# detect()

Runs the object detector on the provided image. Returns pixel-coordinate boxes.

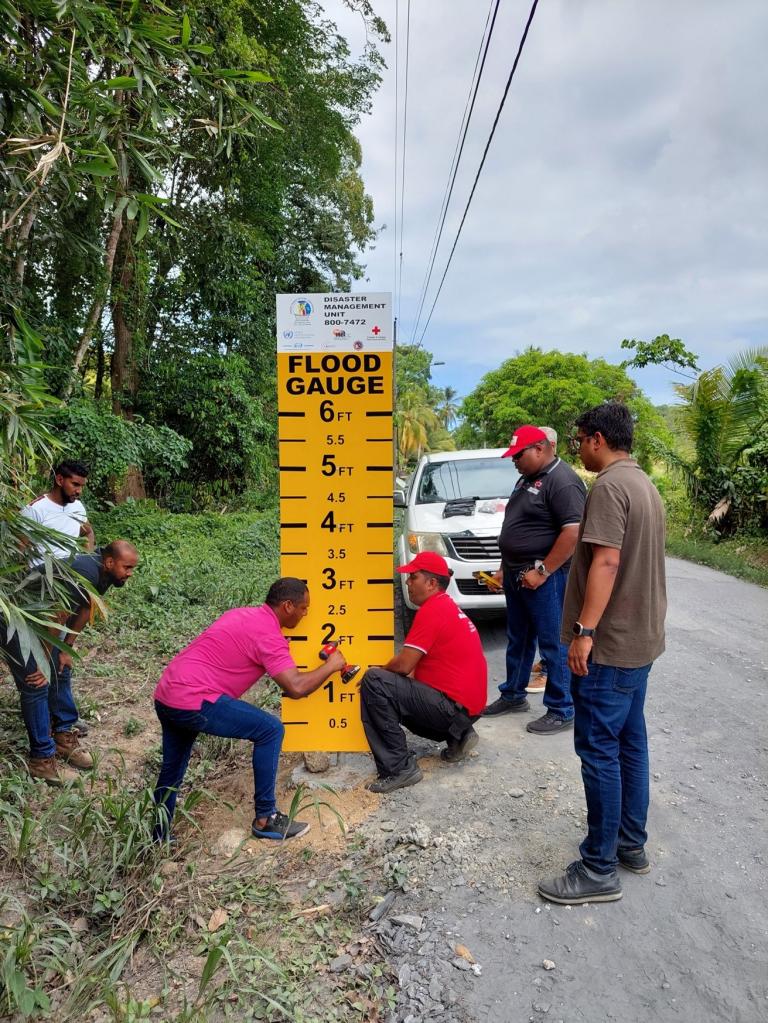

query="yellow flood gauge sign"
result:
[276,292,394,751]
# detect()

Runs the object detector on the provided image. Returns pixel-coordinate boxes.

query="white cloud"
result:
[321,0,768,402]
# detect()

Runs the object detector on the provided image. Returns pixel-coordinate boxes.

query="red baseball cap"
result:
[501,425,548,458]
[397,552,451,577]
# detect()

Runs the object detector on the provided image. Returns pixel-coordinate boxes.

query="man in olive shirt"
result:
[539,403,667,906]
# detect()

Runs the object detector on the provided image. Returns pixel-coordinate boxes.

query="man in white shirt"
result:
[21,459,95,564]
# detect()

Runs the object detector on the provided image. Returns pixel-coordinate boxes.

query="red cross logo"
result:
[371,325,381,335]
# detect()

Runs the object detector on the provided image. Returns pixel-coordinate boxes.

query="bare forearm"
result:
[579,558,619,628]
[543,526,579,573]
[277,662,338,700]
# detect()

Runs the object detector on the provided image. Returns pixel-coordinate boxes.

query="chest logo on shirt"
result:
[534,479,542,488]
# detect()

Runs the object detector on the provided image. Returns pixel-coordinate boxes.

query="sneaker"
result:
[532,660,544,674]
[526,711,574,735]
[526,674,546,694]
[441,727,479,763]
[538,860,623,905]
[367,757,423,793]
[481,697,529,717]
[618,847,650,874]
[251,811,311,841]
[28,755,79,786]
[54,730,94,769]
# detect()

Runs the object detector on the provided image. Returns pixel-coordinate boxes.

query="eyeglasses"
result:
[511,444,536,461]
[569,434,591,454]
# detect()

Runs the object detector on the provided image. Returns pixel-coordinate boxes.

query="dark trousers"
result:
[498,565,573,719]
[572,661,652,873]
[1,622,78,758]
[153,696,284,838]
[360,667,476,777]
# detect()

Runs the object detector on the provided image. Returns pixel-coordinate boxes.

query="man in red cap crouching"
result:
[359,552,488,793]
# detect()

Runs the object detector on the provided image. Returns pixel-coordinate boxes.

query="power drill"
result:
[319,642,361,684]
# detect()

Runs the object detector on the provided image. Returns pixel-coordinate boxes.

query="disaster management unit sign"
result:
[276,293,394,752]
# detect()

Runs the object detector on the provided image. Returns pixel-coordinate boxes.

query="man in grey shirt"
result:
[539,402,667,905]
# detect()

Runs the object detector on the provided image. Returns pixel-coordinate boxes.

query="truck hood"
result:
[407,499,508,535]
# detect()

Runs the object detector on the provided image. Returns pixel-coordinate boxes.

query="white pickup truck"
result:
[394,448,520,618]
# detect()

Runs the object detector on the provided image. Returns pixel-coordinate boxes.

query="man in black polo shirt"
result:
[1,541,139,784]
[483,426,586,734]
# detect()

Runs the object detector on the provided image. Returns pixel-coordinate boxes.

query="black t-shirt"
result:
[63,552,113,614]
[499,459,586,572]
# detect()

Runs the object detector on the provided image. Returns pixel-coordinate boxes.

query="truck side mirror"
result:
[393,490,406,508]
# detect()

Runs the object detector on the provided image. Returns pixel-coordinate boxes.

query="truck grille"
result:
[455,578,500,596]
[448,534,500,561]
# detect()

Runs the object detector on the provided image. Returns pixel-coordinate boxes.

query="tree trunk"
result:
[64,207,123,399]
[12,205,37,297]
[110,216,141,418]
[95,332,105,399]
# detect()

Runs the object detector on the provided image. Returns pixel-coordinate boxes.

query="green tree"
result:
[457,347,666,467]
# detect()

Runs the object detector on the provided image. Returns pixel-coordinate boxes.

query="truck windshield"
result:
[416,458,519,504]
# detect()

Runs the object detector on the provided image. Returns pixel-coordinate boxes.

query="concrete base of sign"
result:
[291,752,375,791]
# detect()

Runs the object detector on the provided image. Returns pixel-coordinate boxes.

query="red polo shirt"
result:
[403,592,487,716]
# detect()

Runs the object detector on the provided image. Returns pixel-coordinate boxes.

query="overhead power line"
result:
[415,0,540,351]
[409,0,500,345]
[397,0,412,327]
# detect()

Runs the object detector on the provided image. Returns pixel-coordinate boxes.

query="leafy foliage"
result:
[456,346,667,467]
[621,334,700,377]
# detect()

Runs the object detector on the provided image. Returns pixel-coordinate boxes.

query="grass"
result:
[666,523,768,587]
[0,501,391,1022]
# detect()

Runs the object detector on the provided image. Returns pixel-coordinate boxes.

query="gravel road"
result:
[362,557,768,1023]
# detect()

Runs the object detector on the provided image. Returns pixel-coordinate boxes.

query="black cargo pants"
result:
[360,666,476,777]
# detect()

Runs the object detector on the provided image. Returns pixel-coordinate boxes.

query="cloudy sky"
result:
[320,0,768,405]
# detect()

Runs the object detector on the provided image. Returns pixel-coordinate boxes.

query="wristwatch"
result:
[534,560,550,578]
[573,622,595,637]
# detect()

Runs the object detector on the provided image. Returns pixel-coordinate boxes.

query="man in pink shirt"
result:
[152,577,344,842]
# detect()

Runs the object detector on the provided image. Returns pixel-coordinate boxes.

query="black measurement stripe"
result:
[367,522,393,528]
[368,578,394,584]
[367,551,392,555]
[367,608,395,612]
[289,635,308,642]
[278,411,305,418]
[281,523,307,529]
[283,721,309,726]
[367,438,392,442]
[366,411,392,417]
[281,495,307,500]
[282,551,307,555]
[279,466,306,472]
[296,664,308,670]
[368,634,395,641]
[280,438,305,443]
[366,465,393,472]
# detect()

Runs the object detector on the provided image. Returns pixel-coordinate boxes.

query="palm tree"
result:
[669,346,768,530]
[436,386,461,430]
[395,389,441,468]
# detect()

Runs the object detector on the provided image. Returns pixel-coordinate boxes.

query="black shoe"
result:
[526,711,574,735]
[441,727,479,763]
[251,811,310,841]
[367,757,423,793]
[538,860,623,905]
[618,846,650,874]
[482,697,529,717]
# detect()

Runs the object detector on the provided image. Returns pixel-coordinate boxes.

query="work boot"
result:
[441,727,479,762]
[74,718,90,736]
[54,730,94,770]
[367,756,423,793]
[526,711,574,735]
[618,846,651,874]
[28,756,79,786]
[538,860,623,905]
[482,697,529,717]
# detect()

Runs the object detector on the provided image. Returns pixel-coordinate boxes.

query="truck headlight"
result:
[407,532,449,556]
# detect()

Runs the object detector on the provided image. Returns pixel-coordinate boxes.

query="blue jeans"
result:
[1,623,78,758]
[572,661,652,874]
[153,696,285,838]
[498,566,573,719]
